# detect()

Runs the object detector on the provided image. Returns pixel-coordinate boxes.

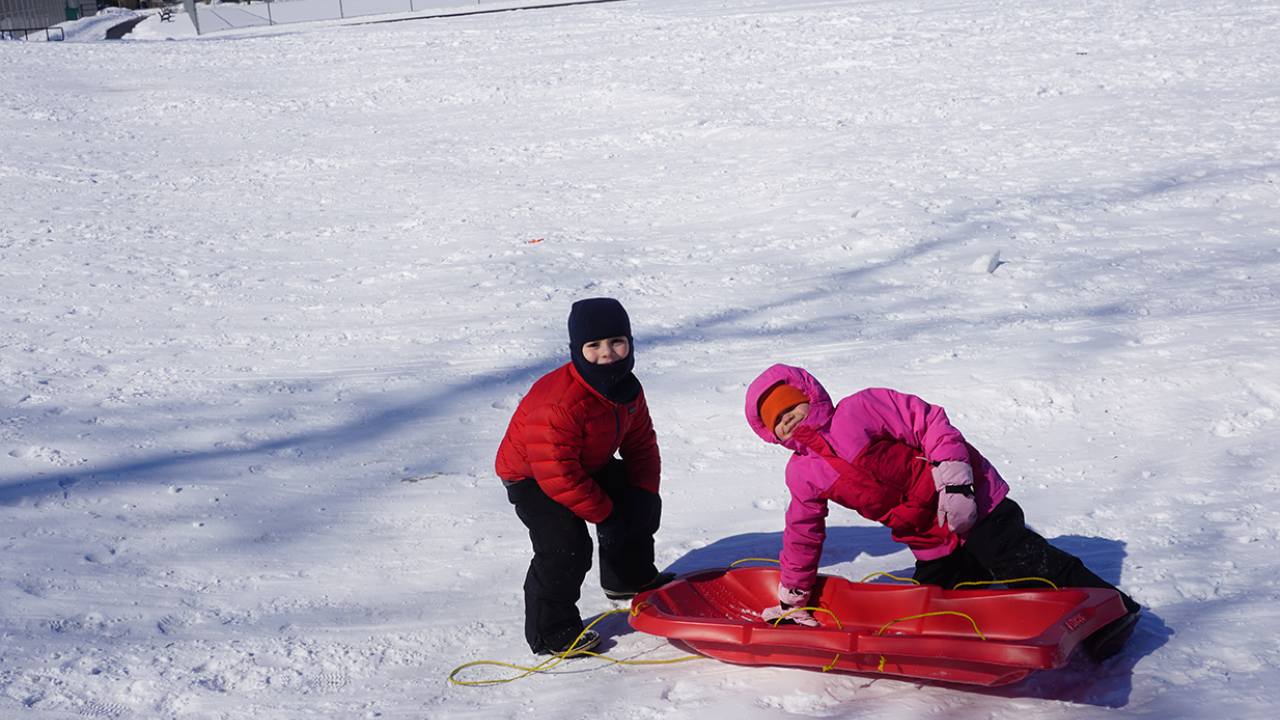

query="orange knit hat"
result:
[758,383,810,433]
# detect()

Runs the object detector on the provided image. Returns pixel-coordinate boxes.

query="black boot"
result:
[604,570,676,601]
[1083,605,1141,662]
[535,629,602,658]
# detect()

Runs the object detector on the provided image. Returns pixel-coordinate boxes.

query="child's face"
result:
[773,403,811,441]
[581,336,630,365]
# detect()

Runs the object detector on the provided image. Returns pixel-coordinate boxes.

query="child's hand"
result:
[932,461,977,533]
[597,507,628,543]
[762,584,821,626]
[762,605,821,626]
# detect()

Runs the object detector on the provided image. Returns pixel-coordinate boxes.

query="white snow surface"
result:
[4,0,1280,717]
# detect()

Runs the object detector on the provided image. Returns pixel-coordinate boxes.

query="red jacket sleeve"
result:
[618,391,661,494]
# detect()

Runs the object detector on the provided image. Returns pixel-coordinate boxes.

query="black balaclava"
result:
[567,298,640,403]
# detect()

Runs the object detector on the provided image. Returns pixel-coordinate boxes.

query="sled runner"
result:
[629,566,1127,686]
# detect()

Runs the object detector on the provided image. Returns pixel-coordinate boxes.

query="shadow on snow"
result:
[594,526,1165,709]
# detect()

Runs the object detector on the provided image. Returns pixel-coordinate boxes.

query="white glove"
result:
[761,584,821,627]
[932,460,977,534]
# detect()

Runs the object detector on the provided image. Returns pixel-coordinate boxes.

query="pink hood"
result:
[745,364,835,450]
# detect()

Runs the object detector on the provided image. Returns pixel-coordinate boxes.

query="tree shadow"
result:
[0,357,563,508]
[0,185,1217,508]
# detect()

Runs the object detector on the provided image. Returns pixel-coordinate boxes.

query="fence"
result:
[2,0,70,31]
[187,0,625,35]
[1,24,63,38]
[189,0,503,34]
[2,0,97,39]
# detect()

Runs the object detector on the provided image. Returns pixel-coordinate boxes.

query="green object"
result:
[65,7,80,21]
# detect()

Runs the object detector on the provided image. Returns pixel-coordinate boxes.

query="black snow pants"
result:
[505,459,662,653]
[913,498,1140,614]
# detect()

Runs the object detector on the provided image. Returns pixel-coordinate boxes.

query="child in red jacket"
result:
[496,298,673,656]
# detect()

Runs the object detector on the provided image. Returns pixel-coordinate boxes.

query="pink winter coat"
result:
[745,364,1009,592]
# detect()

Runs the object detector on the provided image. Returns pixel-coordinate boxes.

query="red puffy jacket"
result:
[495,363,661,523]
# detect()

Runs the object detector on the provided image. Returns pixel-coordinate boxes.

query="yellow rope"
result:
[767,606,845,671]
[448,607,704,686]
[766,605,840,630]
[953,576,1058,590]
[450,562,1048,684]
[859,571,920,585]
[876,611,986,641]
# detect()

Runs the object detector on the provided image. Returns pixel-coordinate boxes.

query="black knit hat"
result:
[567,298,639,403]
[568,297,632,348]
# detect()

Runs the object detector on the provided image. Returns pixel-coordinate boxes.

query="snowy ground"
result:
[3,0,1280,717]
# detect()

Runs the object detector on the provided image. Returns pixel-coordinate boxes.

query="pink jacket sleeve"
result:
[779,463,830,592]
[846,388,971,464]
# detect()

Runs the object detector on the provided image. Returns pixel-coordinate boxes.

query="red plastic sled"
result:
[629,566,1126,686]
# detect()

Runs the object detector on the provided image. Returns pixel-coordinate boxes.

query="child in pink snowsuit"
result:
[745,364,1141,662]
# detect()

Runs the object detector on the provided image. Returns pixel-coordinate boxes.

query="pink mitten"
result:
[932,460,977,534]
[761,584,820,627]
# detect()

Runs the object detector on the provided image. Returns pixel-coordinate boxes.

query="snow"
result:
[3,0,1280,717]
